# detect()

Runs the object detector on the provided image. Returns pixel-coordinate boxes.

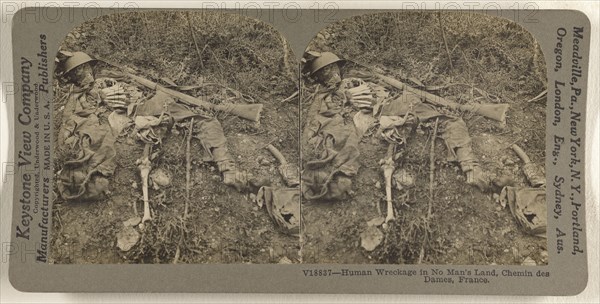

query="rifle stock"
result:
[464,103,509,123]
[374,73,509,123]
[213,103,263,122]
[126,73,263,122]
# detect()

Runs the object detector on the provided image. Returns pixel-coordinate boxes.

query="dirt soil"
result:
[301,12,548,265]
[50,11,299,264]
[50,11,549,266]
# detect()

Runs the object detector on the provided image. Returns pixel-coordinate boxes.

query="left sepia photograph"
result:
[51,11,300,264]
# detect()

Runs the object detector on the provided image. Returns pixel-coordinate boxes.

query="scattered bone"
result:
[512,144,545,187]
[116,226,140,251]
[138,143,153,229]
[266,144,299,187]
[123,216,141,227]
[380,144,396,224]
[367,217,385,227]
[360,226,384,251]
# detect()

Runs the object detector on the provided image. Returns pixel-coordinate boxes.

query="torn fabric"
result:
[257,186,300,236]
[57,114,117,200]
[302,91,361,200]
[500,186,547,238]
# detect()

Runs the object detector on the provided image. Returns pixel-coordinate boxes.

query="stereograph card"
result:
[2,2,595,296]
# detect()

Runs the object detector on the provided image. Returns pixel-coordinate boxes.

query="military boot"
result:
[222,169,249,192]
[221,167,271,192]
[465,165,490,192]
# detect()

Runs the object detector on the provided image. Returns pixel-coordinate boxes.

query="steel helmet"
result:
[63,51,96,74]
[308,52,343,74]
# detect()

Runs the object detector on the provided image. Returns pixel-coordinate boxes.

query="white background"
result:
[1,1,598,303]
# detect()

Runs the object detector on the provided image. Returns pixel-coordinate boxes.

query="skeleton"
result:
[62,51,254,203]
[378,109,413,225]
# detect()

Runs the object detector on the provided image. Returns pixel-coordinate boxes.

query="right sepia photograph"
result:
[300,12,547,265]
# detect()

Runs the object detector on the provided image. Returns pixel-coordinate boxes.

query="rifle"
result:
[349,60,509,123]
[98,57,263,122]
[127,73,263,122]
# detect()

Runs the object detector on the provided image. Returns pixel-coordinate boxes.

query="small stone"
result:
[360,226,384,251]
[278,257,293,264]
[116,226,140,252]
[504,248,510,253]
[522,256,537,266]
[375,181,381,189]
[249,193,256,203]
[150,168,171,187]
[495,206,502,211]
[504,159,515,166]
[131,181,138,189]
[393,169,415,190]
[214,207,220,212]
[252,206,258,211]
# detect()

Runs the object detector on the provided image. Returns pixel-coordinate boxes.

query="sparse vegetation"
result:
[51,11,299,264]
[302,12,547,265]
